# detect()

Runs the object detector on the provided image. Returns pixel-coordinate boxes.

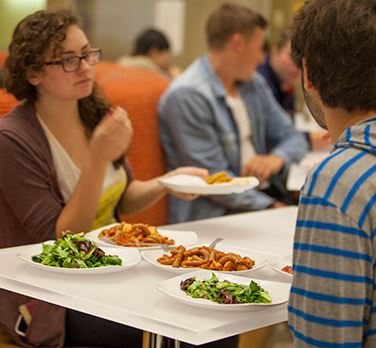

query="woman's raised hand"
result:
[89,107,133,165]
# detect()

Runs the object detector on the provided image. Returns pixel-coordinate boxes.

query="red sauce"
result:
[281,265,292,274]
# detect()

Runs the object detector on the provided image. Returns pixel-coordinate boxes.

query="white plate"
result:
[142,243,269,274]
[156,270,290,311]
[270,256,293,279]
[17,242,141,274]
[158,174,259,195]
[85,224,198,250]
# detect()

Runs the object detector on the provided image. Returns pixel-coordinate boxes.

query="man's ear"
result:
[302,59,313,90]
[26,70,41,86]
[229,33,245,51]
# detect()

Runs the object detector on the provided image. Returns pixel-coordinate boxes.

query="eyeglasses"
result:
[44,49,102,72]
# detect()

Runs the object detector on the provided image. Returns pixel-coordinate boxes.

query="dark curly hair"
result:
[291,0,376,112]
[4,10,123,167]
[5,9,78,102]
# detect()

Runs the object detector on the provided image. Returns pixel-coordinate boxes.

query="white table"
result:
[0,207,298,345]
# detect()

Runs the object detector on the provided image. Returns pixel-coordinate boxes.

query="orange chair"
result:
[0,51,7,67]
[94,62,170,226]
[0,90,19,117]
[0,51,20,117]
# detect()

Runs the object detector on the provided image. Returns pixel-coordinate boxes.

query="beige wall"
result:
[92,0,154,60]
[73,0,271,67]
[71,0,155,61]
[1,0,300,70]
[0,0,46,50]
[269,0,296,45]
[85,0,296,64]
[0,0,74,51]
[47,0,71,9]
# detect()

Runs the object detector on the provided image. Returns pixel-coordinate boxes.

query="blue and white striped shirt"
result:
[289,117,376,347]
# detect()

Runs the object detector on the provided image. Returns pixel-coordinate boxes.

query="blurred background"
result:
[0,0,303,69]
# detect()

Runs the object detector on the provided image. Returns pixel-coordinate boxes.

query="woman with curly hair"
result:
[0,9,206,347]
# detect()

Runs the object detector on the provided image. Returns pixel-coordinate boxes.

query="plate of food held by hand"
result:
[158,171,259,195]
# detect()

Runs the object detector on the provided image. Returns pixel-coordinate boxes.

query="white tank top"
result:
[38,115,127,229]
[226,93,256,167]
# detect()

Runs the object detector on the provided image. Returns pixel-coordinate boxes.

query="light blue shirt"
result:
[159,55,308,223]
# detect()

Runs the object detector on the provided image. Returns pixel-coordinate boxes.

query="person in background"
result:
[117,28,180,80]
[258,30,330,151]
[159,3,308,224]
[258,30,299,117]
[288,0,376,346]
[0,9,207,347]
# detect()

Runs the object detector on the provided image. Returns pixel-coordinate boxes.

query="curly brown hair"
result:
[5,9,78,101]
[4,10,123,167]
[291,0,376,112]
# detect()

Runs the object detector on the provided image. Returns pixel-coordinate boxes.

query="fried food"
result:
[205,171,232,184]
[157,245,255,271]
[98,222,175,247]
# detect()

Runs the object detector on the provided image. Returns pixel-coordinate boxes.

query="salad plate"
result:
[141,243,269,275]
[86,224,197,250]
[18,241,141,274]
[158,174,259,195]
[156,270,290,311]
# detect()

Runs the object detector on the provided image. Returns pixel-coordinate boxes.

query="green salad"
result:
[180,273,271,304]
[32,232,122,268]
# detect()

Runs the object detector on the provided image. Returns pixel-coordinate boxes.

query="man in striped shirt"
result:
[288,0,376,347]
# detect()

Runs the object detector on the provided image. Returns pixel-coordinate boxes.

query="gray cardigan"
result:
[0,101,131,347]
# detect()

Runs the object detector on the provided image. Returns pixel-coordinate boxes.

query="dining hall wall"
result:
[0,0,301,68]
[70,0,272,68]
[169,0,272,68]
[0,0,74,52]
[0,0,46,51]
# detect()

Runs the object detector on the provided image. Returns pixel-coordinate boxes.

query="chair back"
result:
[0,51,7,67]
[0,90,19,117]
[0,52,20,117]
[94,61,170,226]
